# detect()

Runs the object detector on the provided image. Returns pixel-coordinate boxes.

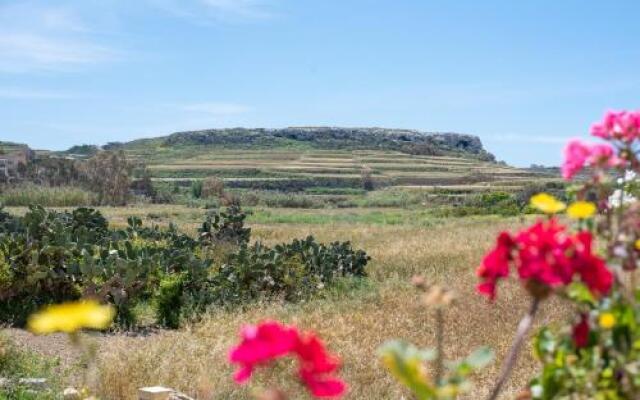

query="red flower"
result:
[296,334,347,397]
[514,219,575,288]
[572,314,590,349]
[476,219,613,300]
[572,232,613,296]
[229,321,346,398]
[476,232,513,300]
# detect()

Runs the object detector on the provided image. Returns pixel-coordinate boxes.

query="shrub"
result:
[201,177,225,198]
[191,180,203,198]
[155,273,186,329]
[361,167,375,191]
[198,204,251,246]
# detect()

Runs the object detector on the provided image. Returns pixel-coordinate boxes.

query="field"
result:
[3,205,567,399]
[139,148,554,194]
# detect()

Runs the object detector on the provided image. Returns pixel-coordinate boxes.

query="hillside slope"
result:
[75,127,556,193]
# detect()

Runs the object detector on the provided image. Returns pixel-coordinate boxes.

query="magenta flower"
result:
[591,110,640,142]
[561,139,622,180]
[229,320,347,398]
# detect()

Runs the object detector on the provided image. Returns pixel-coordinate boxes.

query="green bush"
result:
[0,204,369,329]
[191,180,203,198]
[155,273,185,328]
[433,191,522,217]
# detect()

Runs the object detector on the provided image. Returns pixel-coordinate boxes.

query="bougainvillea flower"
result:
[567,201,596,219]
[476,219,613,300]
[530,193,566,214]
[591,110,640,142]
[229,320,346,398]
[572,314,590,349]
[562,140,591,180]
[561,139,622,180]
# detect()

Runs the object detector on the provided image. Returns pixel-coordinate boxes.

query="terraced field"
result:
[140,149,557,193]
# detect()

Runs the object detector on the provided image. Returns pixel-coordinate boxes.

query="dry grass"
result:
[85,216,568,399]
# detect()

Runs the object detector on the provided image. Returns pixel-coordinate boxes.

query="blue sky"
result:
[1,0,639,166]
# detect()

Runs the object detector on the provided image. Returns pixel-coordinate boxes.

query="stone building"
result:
[0,147,34,178]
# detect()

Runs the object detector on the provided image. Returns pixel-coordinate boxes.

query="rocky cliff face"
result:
[160,127,494,160]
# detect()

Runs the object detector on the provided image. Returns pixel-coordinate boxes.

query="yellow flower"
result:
[635,239,640,251]
[599,312,616,330]
[567,201,597,219]
[27,300,115,334]
[530,193,566,214]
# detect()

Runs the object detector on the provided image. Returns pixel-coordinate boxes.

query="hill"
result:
[89,128,554,194]
[114,127,496,161]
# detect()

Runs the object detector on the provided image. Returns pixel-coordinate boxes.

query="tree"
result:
[82,151,133,206]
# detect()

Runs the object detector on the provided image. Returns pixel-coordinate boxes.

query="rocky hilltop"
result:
[153,127,494,161]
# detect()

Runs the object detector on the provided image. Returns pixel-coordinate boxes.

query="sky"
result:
[1,0,639,166]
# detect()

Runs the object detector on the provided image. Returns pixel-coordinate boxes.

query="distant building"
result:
[0,147,34,178]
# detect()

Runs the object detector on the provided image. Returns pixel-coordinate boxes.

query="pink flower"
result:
[591,110,640,142]
[229,320,347,398]
[229,321,300,383]
[562,140,591,180]
[561,139,622,180]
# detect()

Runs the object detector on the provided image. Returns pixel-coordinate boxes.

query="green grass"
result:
[0,334,63,399]
[247,207,439,225]
[0,185,95,207]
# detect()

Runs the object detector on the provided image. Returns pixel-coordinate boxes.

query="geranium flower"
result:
[476,232,513,300]
[477,219,613,300]
[27,300,115,334]
[567,201,596,219]
[229,320,346,398]
[530,193,566,214]
[572,314,590,349]
[228,320,300,383]
[296,334,346,397]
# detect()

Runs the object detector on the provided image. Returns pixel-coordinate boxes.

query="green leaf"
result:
[566,282,596,306]
[464,346,494,369]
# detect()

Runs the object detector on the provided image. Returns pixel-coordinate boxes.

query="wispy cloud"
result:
[0,2,118,72]
[149,0,277,23]
[0,87,79,100]
[182,102,251,115]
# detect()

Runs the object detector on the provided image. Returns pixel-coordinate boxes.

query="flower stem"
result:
[435,308,444,384]
[486,298,540,400]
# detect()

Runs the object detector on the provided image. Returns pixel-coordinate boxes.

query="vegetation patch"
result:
[0,204,369,329]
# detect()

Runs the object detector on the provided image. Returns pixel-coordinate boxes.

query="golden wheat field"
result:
[4,206,569,399]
